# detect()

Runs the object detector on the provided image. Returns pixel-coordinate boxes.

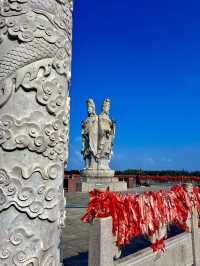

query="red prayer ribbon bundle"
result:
[81,185,200,252]
[193,186,200,226]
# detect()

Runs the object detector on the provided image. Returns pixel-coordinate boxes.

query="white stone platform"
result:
[81,169,115,178]
[77,176,127,192]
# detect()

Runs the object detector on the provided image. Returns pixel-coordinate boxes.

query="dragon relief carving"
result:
[0,110,68,161]
[0,0,72,263]
[14,54,70,116]
[0,0,72,108]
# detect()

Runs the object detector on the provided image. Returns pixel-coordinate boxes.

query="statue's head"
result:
[102,98,110,115]
[86,98,96,115]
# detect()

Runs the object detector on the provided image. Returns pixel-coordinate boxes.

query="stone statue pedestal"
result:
[77,169,127,192]
[81,169,115,178]
[80,98,127,192]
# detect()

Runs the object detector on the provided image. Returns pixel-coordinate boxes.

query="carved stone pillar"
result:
[0,0,73,265]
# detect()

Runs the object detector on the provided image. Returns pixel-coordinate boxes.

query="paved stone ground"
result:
[63,193,89,266]
[63,208,89,266]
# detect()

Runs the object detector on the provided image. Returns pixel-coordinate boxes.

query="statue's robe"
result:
[98,113,115,169]
[82,115,98,169]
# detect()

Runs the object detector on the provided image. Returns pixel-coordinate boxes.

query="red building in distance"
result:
[64,171,136,192]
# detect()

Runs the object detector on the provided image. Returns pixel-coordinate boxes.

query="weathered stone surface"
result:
[89,217,114,266]
[81,168,115,178]
[81,98,115,175]
[77,179,128,192]
[97,99,115,171]
[114,233,193,266]
[0,0,73,264]
[89,218,195,266]
[81,99,99,170]
[80,99,127,191]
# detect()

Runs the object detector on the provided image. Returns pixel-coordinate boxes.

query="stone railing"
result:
[88,185,200,266]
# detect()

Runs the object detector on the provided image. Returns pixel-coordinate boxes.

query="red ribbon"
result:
[82,185,199,252]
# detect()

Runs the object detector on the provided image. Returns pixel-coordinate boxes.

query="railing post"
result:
[191,206,200,266]
[186,184,200,266]
[89,217,114,266]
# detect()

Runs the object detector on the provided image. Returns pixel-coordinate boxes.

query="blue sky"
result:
[68,0,200,171]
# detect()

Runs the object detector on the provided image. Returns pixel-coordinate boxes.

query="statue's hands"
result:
[105,130,111,138]
[95,153,100,160]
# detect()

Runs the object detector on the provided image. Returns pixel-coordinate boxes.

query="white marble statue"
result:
[81,99,98,170]
[81,98,115,172]
[97,98,115,170]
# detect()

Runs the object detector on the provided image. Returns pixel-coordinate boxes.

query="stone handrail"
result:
[88,185,200,266]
